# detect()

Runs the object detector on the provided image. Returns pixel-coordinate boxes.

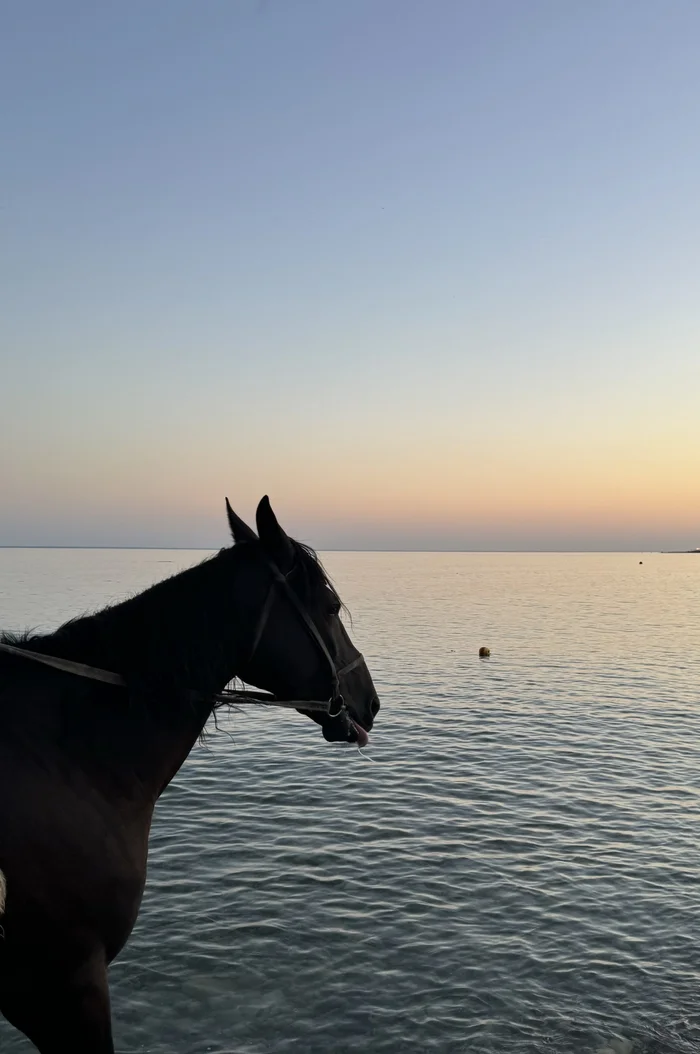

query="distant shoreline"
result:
[1,546,699,555]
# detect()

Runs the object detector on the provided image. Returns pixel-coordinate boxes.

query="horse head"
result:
[225,496,380,746]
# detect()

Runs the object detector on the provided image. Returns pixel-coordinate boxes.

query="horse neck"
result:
[24,549,261,802]
[34,549,250,693]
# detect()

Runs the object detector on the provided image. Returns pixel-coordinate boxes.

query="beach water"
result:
[1,548,699,1054]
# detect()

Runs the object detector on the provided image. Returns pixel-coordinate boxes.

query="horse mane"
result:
[0,547,238,690]
[287,539,346,617]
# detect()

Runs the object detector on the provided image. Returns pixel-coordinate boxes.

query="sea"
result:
[1,548,699,1054]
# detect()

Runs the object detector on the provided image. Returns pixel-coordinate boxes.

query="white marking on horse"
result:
[0,869,6,915]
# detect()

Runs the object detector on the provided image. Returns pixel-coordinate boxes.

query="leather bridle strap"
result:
[244,557,366,717]
[248,580,279,659]
[335,654,365,678]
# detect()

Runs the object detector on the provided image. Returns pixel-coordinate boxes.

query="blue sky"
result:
[2,1,699,549]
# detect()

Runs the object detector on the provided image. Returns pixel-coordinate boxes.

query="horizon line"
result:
[0,545,692,554]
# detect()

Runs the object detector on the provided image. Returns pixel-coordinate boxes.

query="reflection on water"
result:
[1,550,700,1053]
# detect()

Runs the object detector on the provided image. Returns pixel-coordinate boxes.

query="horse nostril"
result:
[369,696,380,718]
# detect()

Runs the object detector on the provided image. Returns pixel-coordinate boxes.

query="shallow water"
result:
[1,548,699,1053]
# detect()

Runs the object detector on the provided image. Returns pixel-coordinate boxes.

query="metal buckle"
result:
[327,693,344,718]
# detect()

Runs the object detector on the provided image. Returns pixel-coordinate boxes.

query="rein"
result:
[0,641,333,712]
[0,551,365,717]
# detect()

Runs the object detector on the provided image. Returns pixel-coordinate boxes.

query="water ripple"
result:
[1,551,700,1052]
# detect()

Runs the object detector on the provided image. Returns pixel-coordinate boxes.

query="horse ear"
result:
[256,496,294,570]
[225,498,257,544]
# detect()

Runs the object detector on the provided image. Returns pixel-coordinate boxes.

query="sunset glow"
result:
[2,2,699,550]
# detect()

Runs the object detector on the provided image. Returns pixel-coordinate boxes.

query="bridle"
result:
[0,554,366,719]
[242,555,366,718]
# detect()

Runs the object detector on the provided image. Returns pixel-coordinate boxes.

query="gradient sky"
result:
[2,0,699,550]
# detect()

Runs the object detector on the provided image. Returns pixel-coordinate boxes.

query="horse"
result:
[0,496,380,1052]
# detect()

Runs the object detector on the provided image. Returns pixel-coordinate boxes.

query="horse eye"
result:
[328,600,341,617]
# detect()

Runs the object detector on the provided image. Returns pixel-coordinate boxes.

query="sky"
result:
[2,0,699,550]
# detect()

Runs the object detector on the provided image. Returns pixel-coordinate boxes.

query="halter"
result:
[243,555,366,717]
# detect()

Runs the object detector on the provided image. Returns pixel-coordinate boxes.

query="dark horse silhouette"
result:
[0,496,380,1052]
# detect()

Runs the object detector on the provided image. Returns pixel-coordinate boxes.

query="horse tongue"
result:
[351,720,369,748]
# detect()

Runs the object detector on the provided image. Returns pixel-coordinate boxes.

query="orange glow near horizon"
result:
[6,418,697,549]
[3,3,700,550]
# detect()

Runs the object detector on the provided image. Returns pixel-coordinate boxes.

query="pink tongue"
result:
[351,720,369,748]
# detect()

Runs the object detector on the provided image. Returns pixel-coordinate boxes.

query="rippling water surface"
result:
[1,549,700,1054]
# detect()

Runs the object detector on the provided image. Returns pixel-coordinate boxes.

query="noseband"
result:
[244,556,365,717]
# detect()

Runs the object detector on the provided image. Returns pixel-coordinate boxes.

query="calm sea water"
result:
[1,548,699,1054]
